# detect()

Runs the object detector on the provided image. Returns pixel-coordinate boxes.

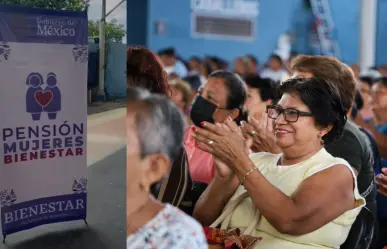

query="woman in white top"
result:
[191,77,365,249]
[260,54,289,83]
[126,87,208,249]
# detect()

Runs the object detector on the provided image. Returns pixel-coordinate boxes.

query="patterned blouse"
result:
[126,204,208,249]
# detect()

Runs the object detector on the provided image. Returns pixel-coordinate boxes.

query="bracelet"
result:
[240,167,258,186]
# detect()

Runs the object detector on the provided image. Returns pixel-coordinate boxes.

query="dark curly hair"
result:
[278,77,347,144]
[126,46,171,96]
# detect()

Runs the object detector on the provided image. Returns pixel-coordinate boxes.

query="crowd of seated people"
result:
[126,46,387,249]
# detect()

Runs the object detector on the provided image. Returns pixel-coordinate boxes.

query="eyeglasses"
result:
[266,105,313,123]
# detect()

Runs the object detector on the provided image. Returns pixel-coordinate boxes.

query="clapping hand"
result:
[212,118,246,179]
[191,118,252,172]
[376,168,387,197]
[218,117,244,138]
[241,114,281,154]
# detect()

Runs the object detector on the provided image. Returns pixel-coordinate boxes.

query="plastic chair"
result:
[340,207,375,249]
[153,147,192,207]
[152,145,209,216]
[179,181,208,216]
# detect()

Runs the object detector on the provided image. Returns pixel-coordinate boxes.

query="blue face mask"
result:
[190,96,217,127]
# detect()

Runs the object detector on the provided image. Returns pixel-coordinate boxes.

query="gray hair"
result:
[127,87,185,162]
[126,86,151,100]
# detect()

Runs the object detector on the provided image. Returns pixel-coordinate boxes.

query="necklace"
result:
[126,197,150,234]
[128,196,149,216]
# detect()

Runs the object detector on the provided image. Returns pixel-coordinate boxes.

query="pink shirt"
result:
[360,108,373,120]
[184,126,215,184]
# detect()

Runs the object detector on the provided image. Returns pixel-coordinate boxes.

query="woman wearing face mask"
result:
[186,70,248,184]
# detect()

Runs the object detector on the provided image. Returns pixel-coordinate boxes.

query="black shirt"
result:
[325,120,376,205]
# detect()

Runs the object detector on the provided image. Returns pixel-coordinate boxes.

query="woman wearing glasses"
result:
[192,77,365,249]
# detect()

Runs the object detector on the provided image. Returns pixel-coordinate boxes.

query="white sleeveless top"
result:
[211,149,365,249]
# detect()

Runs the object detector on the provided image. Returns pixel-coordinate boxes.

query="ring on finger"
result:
[251,130,257,136]
[208,140,215,145]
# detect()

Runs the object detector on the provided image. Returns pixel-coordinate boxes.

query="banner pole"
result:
[97,0,107,101]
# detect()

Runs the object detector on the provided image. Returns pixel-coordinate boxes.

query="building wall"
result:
[105,42,126,98]
[329,0,360,65]
[328,0,386,66]
[127,0,387,66]
[146,0,301,63]
[127,0,148,46]
[376,0,387,66]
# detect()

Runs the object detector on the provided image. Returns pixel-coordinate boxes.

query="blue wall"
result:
[329,0,360,65]
[291,4,314,55]
[147,0,301,63]
[329,0,386,66]
[376,0,387,66]
[105,42,126,98]
[127,0,387,66]
[127,0,148,46]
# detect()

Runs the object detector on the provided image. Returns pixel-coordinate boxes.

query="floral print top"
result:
[127,204,208,249]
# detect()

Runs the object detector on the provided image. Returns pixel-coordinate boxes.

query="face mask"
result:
[168,79,177,85]
[190,96,217,127]
[164,66,174,74]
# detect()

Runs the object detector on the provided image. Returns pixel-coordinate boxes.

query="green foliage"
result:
[88,19,126,43]
[0,0,90,11]
[0,0,127,43]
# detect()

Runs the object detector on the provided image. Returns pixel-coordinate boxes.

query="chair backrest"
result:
[155,146,193,207]
[179,181,208,216]
[359,127,382,173]
[152,146,209,216]
[340,207,375,249]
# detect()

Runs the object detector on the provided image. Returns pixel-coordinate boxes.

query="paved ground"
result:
[87,108,126,167]
[87,100,125,115]
[0,107,126,249]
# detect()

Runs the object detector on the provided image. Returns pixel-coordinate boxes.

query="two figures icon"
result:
[26,72,61,121]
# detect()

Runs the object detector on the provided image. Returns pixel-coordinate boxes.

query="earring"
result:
[318,133,324,145]
[139,182,150,193]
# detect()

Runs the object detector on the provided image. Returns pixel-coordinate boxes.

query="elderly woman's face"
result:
[234,58,246,74]
[245,86,271,120]
[170,86,185,111]
[126,108,142,189]
[201,77,238,123]
[358,80,371,107]
[274,93,322,149]
[370,82,387,110]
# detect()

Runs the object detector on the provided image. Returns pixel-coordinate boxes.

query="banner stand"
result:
[0,4,89,241]
[2,219,87,243]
